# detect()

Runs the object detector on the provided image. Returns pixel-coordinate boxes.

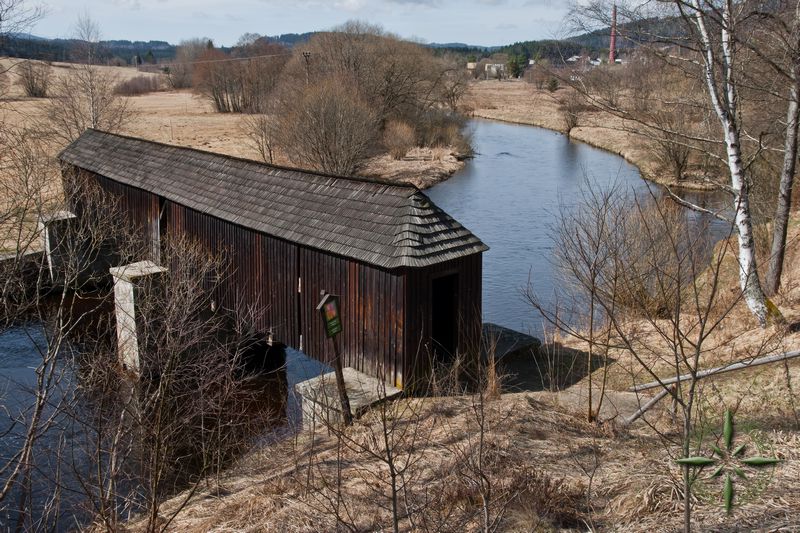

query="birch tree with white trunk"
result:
[678,0,771,325]
[568,0,798,326]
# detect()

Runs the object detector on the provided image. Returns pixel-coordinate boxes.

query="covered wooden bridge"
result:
[59,130,488,389]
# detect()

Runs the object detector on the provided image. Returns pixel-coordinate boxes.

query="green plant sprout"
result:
[676,410,780,514]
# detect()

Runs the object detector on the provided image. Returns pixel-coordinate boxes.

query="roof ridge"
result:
[68,129,421,192]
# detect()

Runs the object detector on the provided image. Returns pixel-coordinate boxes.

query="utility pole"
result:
[302,51,311,86]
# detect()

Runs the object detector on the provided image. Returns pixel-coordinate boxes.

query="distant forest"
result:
[0,24,649,66]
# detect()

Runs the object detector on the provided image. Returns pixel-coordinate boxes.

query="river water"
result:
[427,119,730,336]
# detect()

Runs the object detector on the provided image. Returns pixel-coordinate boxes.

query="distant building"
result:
[485,63,506,78]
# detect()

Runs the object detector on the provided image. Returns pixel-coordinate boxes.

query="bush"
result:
[193,41,288,113]
[383,120,416,160]
[559,91,594,135]
[16,60,51,98]
[546,77,559,92]
[114,75,162,96]
[415,109,467,147]
[278,78,379,175]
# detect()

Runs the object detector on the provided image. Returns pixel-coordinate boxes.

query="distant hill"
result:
[427,42,499,50]
[0,15,685,68]
[497,39,589,62]
[0,36,179,64]
[568,15,687,51]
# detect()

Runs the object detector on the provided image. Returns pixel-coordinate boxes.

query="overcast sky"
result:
[31,0,573,47]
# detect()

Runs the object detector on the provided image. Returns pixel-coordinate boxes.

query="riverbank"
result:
[464,79,718,191]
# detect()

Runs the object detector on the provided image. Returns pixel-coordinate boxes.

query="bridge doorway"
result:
[431,273,459,361]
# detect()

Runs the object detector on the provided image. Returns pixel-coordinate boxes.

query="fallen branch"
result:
[622,385,675,427]
[630,349,800,392]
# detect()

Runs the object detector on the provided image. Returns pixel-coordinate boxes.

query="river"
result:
[426,118,729,336]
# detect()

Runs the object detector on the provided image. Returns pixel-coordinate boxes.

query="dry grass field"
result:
[0,58,463,189]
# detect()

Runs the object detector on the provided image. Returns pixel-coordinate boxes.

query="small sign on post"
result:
[316,292,353,426]
[318,294,343,338]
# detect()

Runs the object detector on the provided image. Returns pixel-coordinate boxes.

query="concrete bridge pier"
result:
[295,368,402,431]
[110,261,167,378]
[39,211,76,284]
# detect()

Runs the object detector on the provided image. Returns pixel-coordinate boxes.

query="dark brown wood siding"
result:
[403,254,483,388]
[298,248,406,388]
[88,172,160,259]
[68,165,482,389]
[165,201,300,348]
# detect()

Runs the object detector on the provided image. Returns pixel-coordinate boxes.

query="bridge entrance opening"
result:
[431,273,459,360]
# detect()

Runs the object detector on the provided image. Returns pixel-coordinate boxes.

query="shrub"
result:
[546,77,559,92]
[559,91,594,135]
[383,120,416,160]
[415,109,468,147]
[16,60,51,98]
[114,75,162,96]
[278,78,379,175]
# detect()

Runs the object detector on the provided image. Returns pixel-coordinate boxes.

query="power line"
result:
[148,51,294,69]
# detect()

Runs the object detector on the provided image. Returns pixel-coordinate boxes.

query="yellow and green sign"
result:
[318,293,342,338]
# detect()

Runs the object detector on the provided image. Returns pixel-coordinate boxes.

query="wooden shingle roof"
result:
[59,130,488,269]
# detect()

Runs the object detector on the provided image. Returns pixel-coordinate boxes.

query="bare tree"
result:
[0,0,44,100]
[278,76,379,175]
[44,15,129,144]
[45,66,129,143]
[741,2,800,296]
[0,0,44,52]
[242,113,279,164]
[193,40,288,113]
[0,129,143,530]
[527,182,782,532]
[164,38,208,89]
[649,107,693,181]
[567,1,795,326]
[0,128,278,530]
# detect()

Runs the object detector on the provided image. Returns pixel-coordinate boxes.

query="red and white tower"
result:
[609,3,617,64]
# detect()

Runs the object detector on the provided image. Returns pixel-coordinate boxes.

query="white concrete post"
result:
[38,211,77,283]
[110,261,167,378]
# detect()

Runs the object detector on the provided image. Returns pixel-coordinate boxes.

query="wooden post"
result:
[331,335,353,426]
[317,292,353,426]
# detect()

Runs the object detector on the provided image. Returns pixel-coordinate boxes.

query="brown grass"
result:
[0,58,463,189]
